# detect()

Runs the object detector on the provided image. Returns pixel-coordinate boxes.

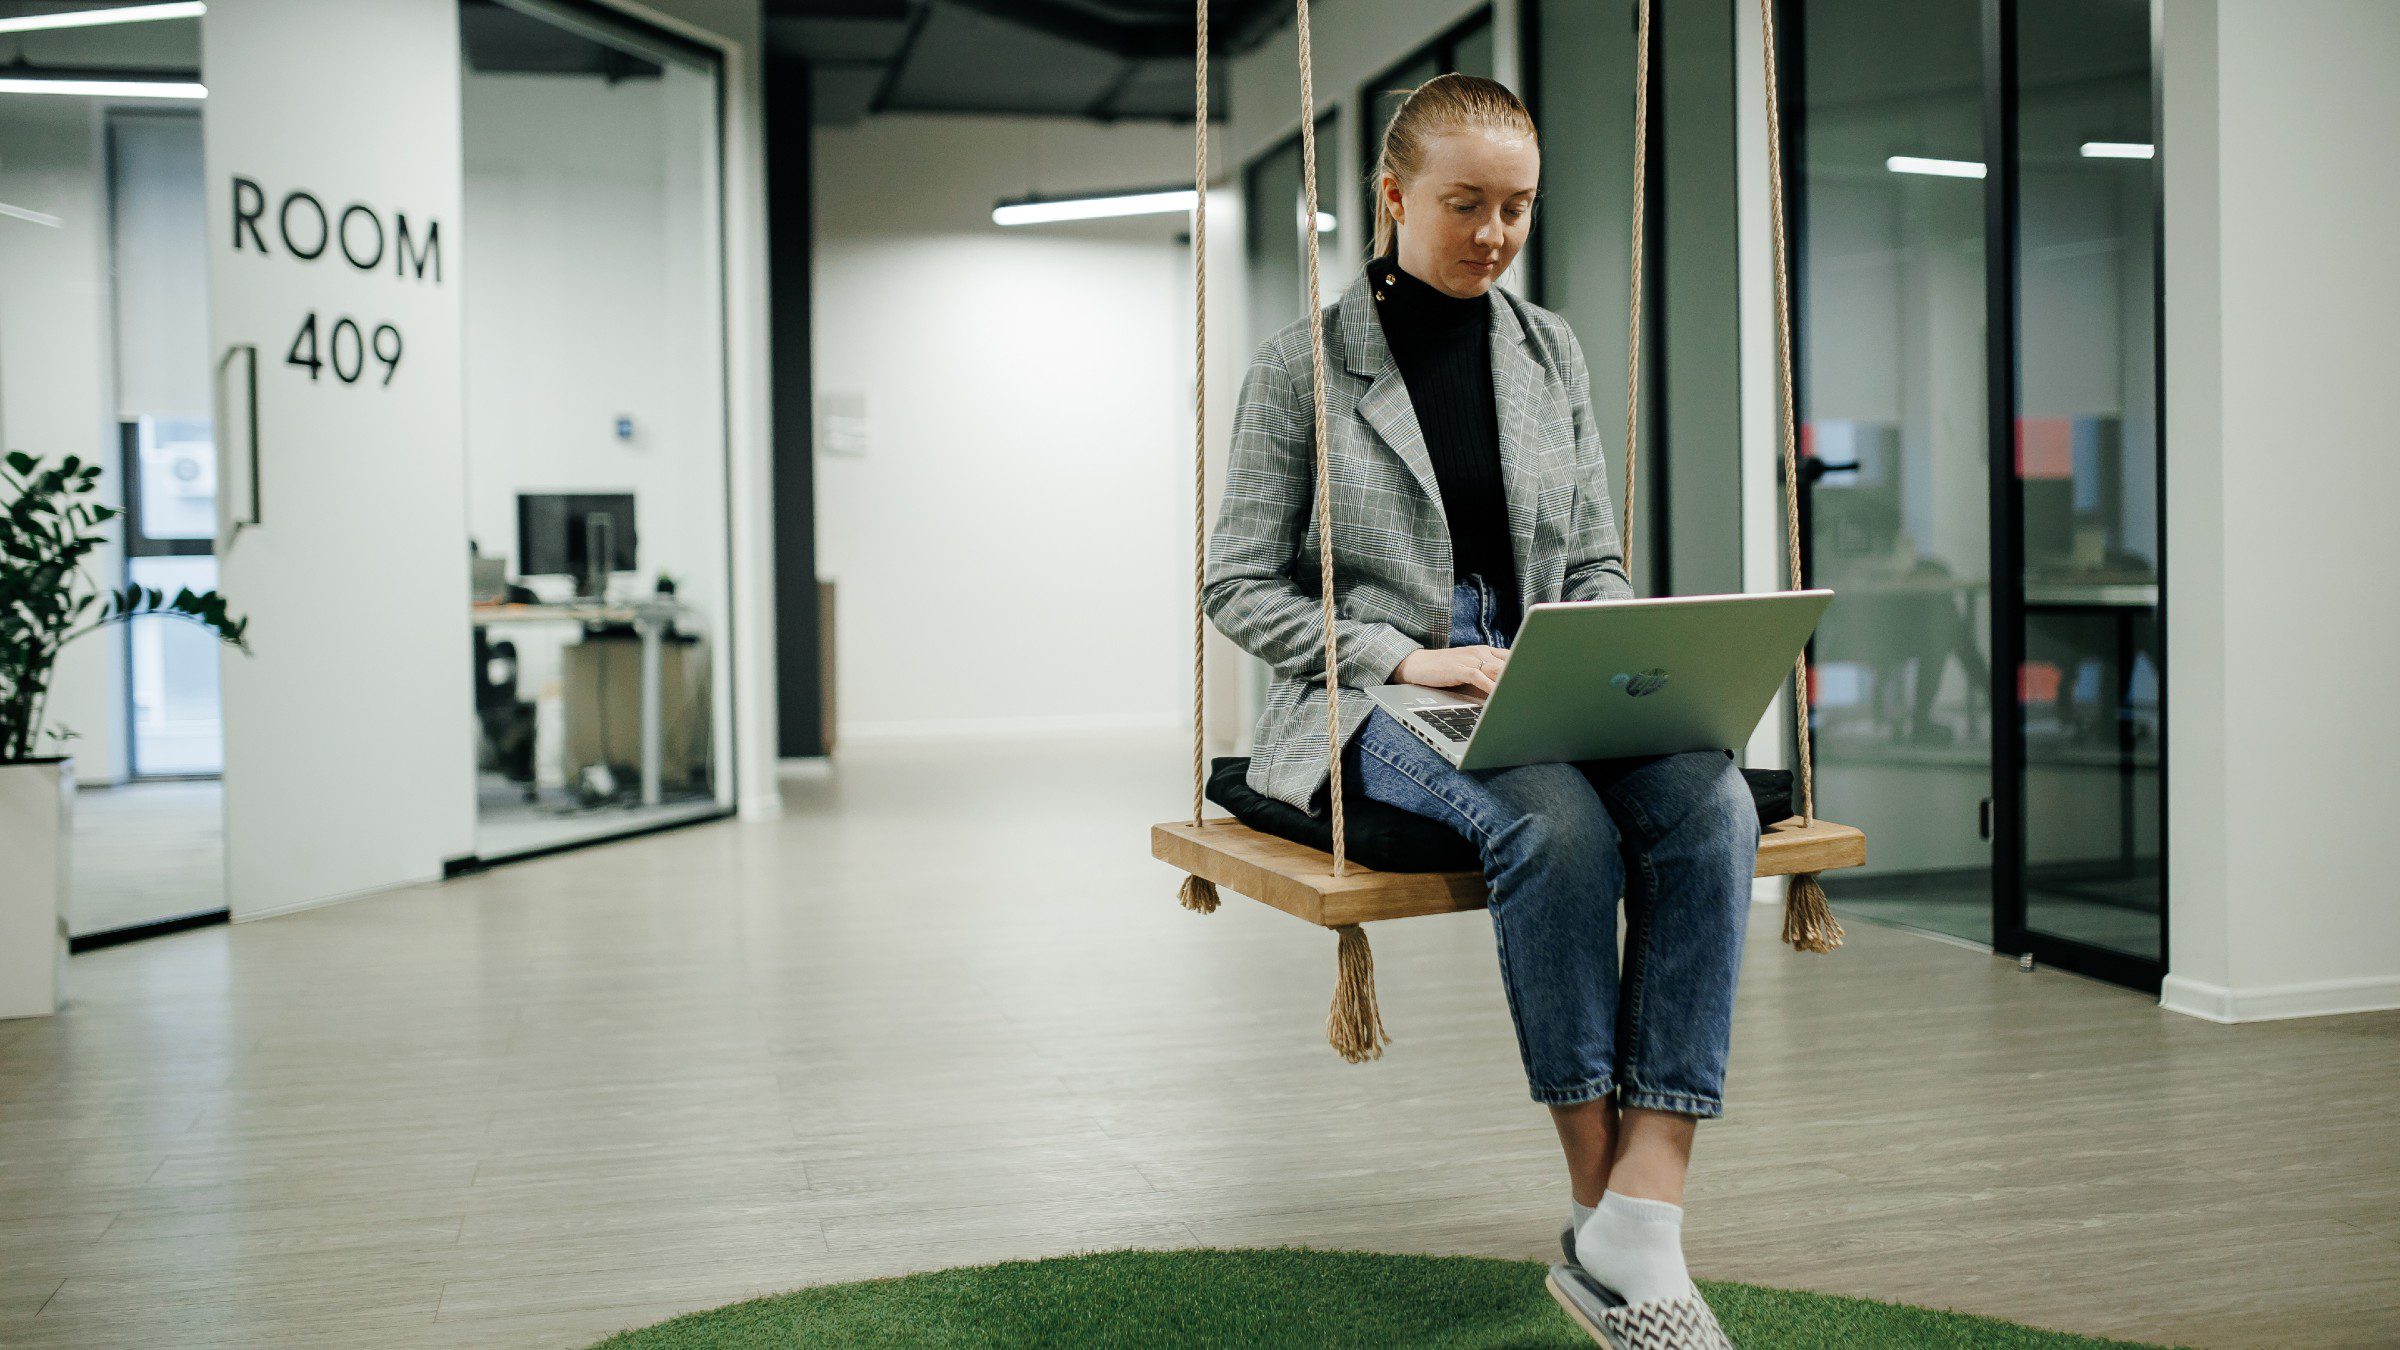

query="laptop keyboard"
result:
[1417,705,1483,743]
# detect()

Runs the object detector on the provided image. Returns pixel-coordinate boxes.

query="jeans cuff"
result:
[1616,1086,1724,1119]
[1528,1074,1616,1107]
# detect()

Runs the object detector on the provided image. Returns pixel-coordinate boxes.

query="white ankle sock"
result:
[1573,1190,1694,1305]
[1571,1198,1595,1233]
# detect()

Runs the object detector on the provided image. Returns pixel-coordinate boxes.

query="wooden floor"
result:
[2,736,2395,1348]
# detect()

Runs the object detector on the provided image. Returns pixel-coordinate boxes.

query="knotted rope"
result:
[1178,0,1221,917]
[1759,0,1842,951]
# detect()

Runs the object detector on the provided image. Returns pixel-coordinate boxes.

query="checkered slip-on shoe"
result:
[1546,1263,1736,1350]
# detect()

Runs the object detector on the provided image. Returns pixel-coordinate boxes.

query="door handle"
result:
[1799,457,1860,487]
[213,343,260,554]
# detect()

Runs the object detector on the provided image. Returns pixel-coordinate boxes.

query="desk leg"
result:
[638,617,663,808]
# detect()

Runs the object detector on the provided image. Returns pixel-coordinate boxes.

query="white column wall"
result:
[2159,0,2400,1021]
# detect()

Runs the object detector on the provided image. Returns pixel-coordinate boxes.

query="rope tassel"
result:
[1327,924,1389,1063]
[1782,871,1844,953]
[1177,873,1221,915]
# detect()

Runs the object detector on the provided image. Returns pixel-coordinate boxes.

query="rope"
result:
[1758,0,1813,827]
[1328,924,1388,1062]
[1189,0,1209,830]
[1295,0,1347,877]
[1620,0,1652,580]
[1179,0,1220,915]
[1760,0,1840,952]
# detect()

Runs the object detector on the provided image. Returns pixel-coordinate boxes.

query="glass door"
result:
[1789,0,2167,992]
[457,0,736,862]
[113,112,223,782]
[1,20,227,944]
[1998,0,2164,983]
[1791,0,1997,945]
[120,418,221,779]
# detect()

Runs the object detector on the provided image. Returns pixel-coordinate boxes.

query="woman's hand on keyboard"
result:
[1394,645,1510,697]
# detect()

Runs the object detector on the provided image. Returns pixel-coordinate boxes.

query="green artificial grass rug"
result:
[593,1248,2173,1349]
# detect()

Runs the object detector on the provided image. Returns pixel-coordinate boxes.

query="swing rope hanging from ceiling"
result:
[1159,0,1863,1064]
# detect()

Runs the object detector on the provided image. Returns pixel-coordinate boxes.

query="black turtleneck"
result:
[1369,251,1520,639]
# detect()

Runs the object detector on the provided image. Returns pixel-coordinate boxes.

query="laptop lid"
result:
[1454,590,1834,770]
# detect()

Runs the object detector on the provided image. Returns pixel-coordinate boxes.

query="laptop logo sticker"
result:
[1610,668,1669,698]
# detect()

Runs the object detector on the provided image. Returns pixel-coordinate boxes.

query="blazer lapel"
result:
[1337,271,1447,515]
[1491,293,1550,612]
[1338,268,1559,619]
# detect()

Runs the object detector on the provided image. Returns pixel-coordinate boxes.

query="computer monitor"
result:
[518,492,637,597]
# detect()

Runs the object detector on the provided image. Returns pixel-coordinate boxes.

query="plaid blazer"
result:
[1206,267,1636,814]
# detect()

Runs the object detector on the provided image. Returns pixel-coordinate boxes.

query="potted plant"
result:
[2,450,247,1017]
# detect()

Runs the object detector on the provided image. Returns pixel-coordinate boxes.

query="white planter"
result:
[0,757,71,1019]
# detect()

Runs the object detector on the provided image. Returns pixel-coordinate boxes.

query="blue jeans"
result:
[1349,575,1760,1116]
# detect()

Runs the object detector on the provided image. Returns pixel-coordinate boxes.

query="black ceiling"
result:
[460,0,665,81]
[0,0,1285,126]
[767,0,1290,126]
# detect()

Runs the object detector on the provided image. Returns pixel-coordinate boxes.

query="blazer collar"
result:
[1333,266,1550,604]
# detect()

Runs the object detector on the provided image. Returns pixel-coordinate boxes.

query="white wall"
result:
[2160,0,2400,1020]
[0,96,128,783]
[810,113,1196,741]
[203,0,478,919]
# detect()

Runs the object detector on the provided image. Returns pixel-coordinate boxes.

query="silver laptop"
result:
[1367,590,1834,770]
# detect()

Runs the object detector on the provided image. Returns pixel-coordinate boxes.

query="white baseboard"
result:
[2160,972,2400,1023]
[235,872,432,924]
[838,713,1184,744]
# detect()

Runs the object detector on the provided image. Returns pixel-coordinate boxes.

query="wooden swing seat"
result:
[1152,813,1864,929]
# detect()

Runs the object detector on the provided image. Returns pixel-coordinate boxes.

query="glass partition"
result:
[1242,111,1338,355]
[1527,0,1648,581]
[2008,0,2162,964]
[1788,0,2166,990]
[1,10,229,944]
[1792,0,1995,945]
[459,0,735,860]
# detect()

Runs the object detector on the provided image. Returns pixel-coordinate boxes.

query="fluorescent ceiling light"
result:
[990,188,1334,234]
[0,76,206,99]
[1886,155,1986,179]
[2081,141,2155,159]
[1,202,67,228]
[994,188,1193,226]
[0,2,205,35]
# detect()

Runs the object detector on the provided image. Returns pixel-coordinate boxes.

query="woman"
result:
[1203,74,1753,1345]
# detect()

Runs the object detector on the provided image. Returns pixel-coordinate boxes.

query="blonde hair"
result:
[1367,72,1539,260]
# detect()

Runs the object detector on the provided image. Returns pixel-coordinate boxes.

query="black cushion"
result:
[1204,753,1794,875]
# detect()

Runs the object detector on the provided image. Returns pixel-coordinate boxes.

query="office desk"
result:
[471,599,691,807]
[2022,579,2159,869]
